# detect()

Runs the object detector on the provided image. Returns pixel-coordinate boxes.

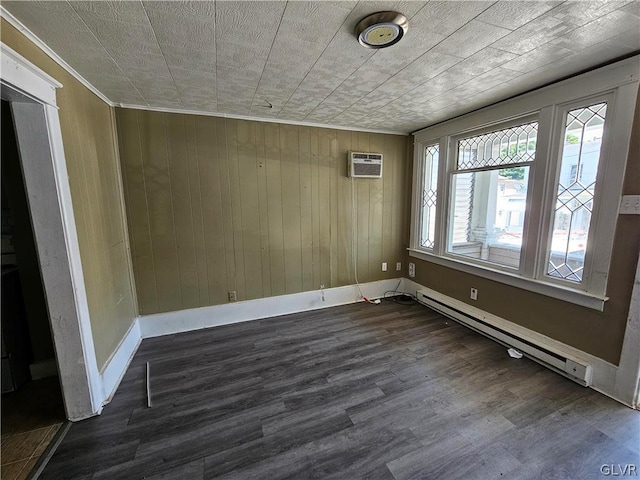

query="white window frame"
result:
[415,140,442,252]
[409,57,639,311]
[444,115,539,275]
[538,93,615,295]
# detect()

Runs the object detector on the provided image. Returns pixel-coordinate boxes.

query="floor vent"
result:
[416,289,593,386]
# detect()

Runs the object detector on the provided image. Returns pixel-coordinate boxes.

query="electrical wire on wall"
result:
[350,175,379,304]
[382,279,416,305]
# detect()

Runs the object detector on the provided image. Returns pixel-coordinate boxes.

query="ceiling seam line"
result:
[356,0,614,128]
[141,1,185,108]
[488,0,589,57]
[66,1,147,106]
[247,1,288,114]
[308,0,502,125]
[302,0,432,121]
[352,1,510,127]
[275,0,365,116]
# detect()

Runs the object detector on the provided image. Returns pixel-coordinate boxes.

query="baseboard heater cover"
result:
[415,290,593,386]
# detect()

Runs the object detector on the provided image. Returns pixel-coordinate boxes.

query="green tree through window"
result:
[501,167,525,180]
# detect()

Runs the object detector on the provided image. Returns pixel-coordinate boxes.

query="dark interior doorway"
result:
[1,99,65,478]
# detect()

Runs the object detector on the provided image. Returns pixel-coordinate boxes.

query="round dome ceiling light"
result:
[355,11,408,49]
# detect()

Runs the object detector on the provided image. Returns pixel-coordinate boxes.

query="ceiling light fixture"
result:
[355,11,408,49]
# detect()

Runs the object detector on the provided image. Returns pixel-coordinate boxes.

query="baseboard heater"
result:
[415,289,593,386]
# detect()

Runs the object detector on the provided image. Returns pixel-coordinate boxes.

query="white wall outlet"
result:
[470,288,478,301]
[228,290,237,302]
[396,262,402,271]
[382,262,387,271]
[408,262,415,278]
[620,195,640,214]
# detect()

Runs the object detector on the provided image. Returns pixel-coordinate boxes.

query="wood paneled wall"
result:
[1,20,137,370]
[116,109,408,315]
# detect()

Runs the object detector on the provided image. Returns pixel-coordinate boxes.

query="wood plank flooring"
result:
[39,301,639,479]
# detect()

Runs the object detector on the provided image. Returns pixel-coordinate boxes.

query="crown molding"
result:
[117,103,409,136]
[1,5,408,136]
[1,6,115,106]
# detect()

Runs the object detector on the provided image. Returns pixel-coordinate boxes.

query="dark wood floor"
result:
[39,300,639,479]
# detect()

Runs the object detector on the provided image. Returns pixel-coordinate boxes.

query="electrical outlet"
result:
[470,288,478,301]
[408,262,415,278]
[382,262,388,271]
[620,195,640,214]
[228,290,237,302]
[396,262,402,271]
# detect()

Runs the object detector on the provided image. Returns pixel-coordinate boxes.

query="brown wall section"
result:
[1,19,137,370]
[409,90,640,365]
[116,108,408,315]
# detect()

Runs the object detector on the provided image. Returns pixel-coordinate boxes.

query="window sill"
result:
[407,248,608,311]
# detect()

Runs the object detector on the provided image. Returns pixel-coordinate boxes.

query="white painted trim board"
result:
[0,43,60,106]
[118,104,408,136]
[140,279,404,339]
[1,44,104,420]
[98,279,403,408]
[99,318,141,407]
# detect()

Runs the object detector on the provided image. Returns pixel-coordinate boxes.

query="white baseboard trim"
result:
[30,358,58,380]
[98,275,639,411]
[99,318,141,407]
[403,278,637,408]
[92,279,402,414]
[139,279,404,339]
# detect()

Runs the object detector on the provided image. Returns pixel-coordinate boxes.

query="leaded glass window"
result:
[448,121,537,269]
[457,122,537,170]
[420,144,439,249]
[547,102,607,283]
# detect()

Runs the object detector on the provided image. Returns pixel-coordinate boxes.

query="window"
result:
[448,121,537,270]
[419,144,439,250]
[410,59,638,310]
[547,103,606,283]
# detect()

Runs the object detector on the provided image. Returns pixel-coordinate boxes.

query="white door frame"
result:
[1,42,102,419]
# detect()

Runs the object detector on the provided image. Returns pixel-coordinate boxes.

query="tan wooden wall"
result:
[116,108,408,315]
[1,20,137,370]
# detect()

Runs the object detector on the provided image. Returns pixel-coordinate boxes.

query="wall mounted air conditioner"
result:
[348,152,383,178]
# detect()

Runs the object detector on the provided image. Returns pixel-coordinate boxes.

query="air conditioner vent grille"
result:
[353,162,381,176]
[348,151,383,178]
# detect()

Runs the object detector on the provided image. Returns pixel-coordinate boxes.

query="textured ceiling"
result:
[3,1,639,133]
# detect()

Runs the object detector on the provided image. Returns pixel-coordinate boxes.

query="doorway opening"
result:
[1,99,66,477]
[1,43,102,425]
